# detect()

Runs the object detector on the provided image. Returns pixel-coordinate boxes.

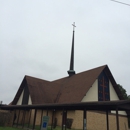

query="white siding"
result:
[110,81,119,101]
[28,95,32,105]
[81,79,127,116]
[16,90,32,105]
[16,90,24,105]
[81,80,98,102]
[109,81,127,115]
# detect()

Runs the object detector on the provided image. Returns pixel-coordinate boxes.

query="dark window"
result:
[98,71,110,101]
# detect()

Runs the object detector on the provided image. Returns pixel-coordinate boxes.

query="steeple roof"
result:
[68,22,76,76]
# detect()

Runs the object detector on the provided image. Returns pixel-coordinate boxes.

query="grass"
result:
[0,126,73,130]
[0,125,81,130]
[0,127,22,130]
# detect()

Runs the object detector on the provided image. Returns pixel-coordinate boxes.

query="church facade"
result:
[10,24,128,130]
[11,65,128,130]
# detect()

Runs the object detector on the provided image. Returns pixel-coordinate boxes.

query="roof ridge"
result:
[25,75,50,82]
[53,65,107,82]
[76,64,107,75]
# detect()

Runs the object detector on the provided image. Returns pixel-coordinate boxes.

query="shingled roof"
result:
[11,76,61,105]
[11,65,124,105]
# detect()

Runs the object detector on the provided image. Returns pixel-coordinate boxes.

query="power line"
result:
[111,0,130,6]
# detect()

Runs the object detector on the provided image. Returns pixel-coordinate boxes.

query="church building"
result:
[10,23,128,130]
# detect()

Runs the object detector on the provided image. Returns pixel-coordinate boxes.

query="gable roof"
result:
[52,65,124,103]
[27,77,61,104]
[11,65,124,105]
[11,76,61,105]
[52,65,106,103]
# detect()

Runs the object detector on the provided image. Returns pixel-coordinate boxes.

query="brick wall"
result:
[13,110,30,126]
[12,109,128,130]
[35,110,53,125]
[0,110,14,126]
[54,110,62,126]
[73,110,128,130]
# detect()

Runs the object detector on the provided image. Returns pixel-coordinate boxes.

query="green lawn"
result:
[0,127,22,130]
[0,126,68,130]
[0,126,80,130]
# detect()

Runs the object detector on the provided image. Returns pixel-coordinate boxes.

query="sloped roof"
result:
[11,65,124,105]
[12,76,61,105]
[52,65,107,103]
[26,76,61,104]
[11,77,27,105]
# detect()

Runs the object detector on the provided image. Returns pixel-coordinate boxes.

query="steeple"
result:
[67,22,76,76]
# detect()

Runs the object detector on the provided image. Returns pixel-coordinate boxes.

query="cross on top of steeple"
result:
[72,22,76,31]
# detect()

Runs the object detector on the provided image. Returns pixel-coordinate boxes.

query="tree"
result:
[117,84,128,99]
[117,84,130,128]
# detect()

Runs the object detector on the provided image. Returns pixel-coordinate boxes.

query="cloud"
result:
[0,0,130,104]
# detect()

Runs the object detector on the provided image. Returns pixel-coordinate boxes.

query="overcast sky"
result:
[0,0,130,104]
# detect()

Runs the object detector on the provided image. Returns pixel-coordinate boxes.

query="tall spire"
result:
[67,22,76,76]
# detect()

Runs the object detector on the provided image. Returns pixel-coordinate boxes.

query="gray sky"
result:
[0,0,130,104]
